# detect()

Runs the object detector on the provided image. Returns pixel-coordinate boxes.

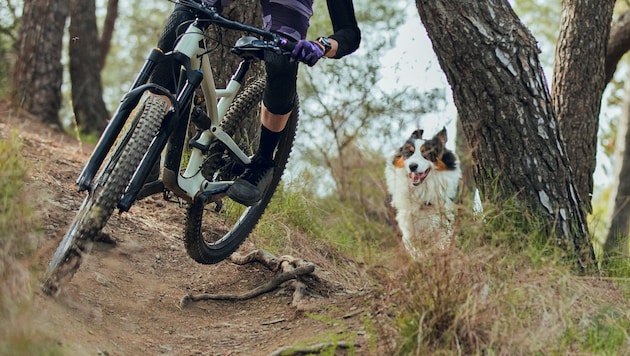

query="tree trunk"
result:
[415,0,596,272]
[605,76,630,258]
[605,10,630,84]
[456,118,475,193]
[11,0,67,128]
[550,0,615,214]
[69,0,110,135]
[210,1,265,146]
[603,9,630,259]
[99,0,119,70]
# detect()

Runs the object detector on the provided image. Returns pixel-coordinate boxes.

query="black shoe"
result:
[226,155,275,206]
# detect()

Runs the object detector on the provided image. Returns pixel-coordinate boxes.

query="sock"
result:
[256,125,281,160]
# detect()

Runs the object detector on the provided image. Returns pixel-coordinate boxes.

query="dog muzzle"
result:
[409,167,431,185]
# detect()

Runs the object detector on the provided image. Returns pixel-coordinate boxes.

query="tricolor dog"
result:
[385,127,461,259]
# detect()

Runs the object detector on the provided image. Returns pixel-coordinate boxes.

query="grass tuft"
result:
[0,132,61,354]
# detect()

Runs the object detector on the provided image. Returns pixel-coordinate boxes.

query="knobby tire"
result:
[184,77,298,264]
[42,95,168,295]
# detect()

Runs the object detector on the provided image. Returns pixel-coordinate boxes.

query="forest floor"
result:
[1,103,401,355]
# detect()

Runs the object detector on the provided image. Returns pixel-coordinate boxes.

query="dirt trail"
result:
[1,106,396,355]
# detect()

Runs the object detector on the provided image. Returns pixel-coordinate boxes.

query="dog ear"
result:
[411,129,423,140]
[436,127,447,143]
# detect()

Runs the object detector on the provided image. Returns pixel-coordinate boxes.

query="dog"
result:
[385,127,462,259]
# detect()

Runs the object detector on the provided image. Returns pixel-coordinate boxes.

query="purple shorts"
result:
[203,0,313,40]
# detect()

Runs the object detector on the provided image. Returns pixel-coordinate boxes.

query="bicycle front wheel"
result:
[184,77,299,264]
[42,94,168,295]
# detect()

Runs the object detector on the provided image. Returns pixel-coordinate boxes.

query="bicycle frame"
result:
[160,21,252,202]
[76,5,287,212]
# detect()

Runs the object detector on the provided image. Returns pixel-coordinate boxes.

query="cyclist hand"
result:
[290,40,324,66]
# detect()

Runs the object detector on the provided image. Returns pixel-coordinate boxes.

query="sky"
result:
[378,11,458,152]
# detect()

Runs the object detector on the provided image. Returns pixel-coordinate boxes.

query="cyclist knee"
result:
[263,52,298,115]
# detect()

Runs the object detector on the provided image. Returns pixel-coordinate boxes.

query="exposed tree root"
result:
[179,249,315,309]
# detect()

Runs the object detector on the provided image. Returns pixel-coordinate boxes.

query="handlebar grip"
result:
[277,37,296,54]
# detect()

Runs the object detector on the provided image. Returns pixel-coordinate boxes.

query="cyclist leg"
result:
[259,49,299,155]
[227,1,312,206]
[225,52,298,206]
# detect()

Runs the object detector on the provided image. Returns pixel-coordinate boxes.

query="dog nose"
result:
[409,163,418,172]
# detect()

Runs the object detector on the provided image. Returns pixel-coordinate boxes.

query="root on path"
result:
[180,249,315,309]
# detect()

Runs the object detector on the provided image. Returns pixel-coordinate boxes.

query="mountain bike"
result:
[42,0,298,295]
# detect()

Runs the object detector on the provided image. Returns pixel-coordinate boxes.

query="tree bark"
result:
[603,9,630,258]
[415,0,596,271]
[551,0,615,214]
[11,0,67,128]
[210,1,265,146]
[605,10,630,84]
[605,76,630,258]
[69,0,110,135]
[99,0,119,70]
[456,118,475,192]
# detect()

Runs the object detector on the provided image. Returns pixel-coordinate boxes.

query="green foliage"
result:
[559,306,629,354]
[301,311,359,354]
[254,173,391,262]
[0,0,21,97]
[599,249,630,280]
[0,132,36,254]
[0,336,64,356]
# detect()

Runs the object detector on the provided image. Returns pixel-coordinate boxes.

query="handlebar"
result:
[174,0,295,52]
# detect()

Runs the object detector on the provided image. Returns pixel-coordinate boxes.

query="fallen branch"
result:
[179,249,316,309]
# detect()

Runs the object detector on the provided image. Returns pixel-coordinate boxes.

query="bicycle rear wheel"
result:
[42,94,168,295]
[184,77,298,264]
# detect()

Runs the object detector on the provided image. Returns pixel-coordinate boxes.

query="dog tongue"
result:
[409,170,429,185]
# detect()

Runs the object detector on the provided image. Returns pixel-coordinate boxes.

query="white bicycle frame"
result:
[162,21,254,201]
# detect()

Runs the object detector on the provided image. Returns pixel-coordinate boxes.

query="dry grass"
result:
[0,131,61,354]
[378,194,630,355]
[0,131,35,308]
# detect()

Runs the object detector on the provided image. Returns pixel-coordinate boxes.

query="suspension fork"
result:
[118,66,203,212]
[76,49,166,191]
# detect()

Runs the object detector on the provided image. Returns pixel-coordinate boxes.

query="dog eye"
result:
[423,149,438,161]
[401,143,415,157]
